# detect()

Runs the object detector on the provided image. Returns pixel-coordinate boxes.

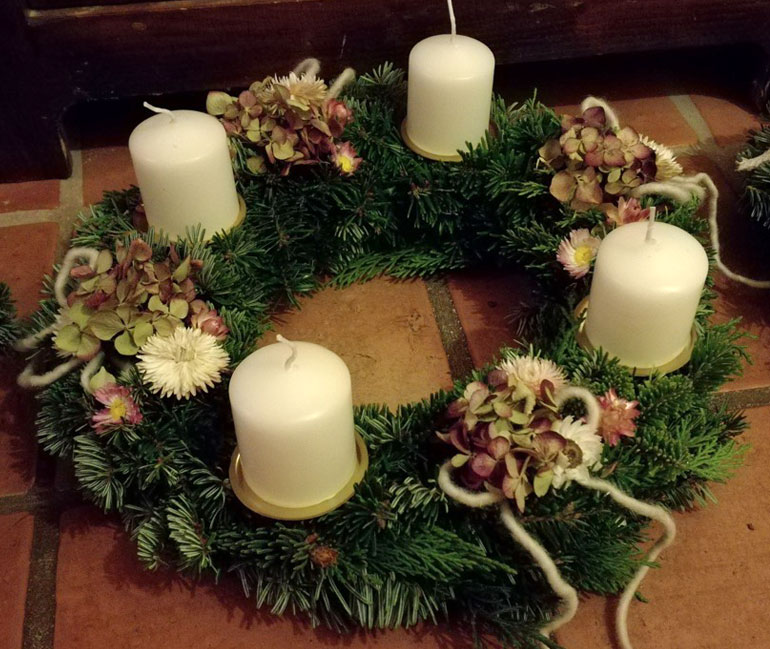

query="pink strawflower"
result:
[333,141,362,175]
[556,228,601,279]
[597,388,640,446]
[189,300,229,341]
[91,385,143,433]
[605,197,650,228]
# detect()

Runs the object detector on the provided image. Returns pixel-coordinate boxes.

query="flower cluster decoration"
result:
[543,106,683,279]
[207,71,361,176]
[437,356,613,511]
[54,240,227,360]
[539,106,659,211]
[51,239,231,409]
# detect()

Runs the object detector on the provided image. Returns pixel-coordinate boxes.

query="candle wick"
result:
[446,0,457,40]
[645,205,657,243]
[143,101,176,122]
[276,334,298,370]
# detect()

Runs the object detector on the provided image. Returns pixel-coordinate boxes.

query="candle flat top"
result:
[129,110,227,164]
[595,221,709,290]
[409,34,495,79]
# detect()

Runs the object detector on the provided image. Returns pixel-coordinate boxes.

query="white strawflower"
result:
[137,327,229,400]
[551,416,603,489]
[499,355,567,398]
[640,135,683,181]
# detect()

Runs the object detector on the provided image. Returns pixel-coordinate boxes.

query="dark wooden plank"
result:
[26,0,163,10]
[1,0,71,181]
[25,0,770,99]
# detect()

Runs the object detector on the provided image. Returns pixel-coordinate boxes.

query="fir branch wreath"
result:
[16,64,750,649]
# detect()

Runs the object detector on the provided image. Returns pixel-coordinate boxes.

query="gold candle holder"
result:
[229,432,369,521]
[400,119,463,162]
[574,298,697,377]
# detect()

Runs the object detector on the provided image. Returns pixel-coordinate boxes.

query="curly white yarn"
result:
[291,58,321,78]
[16,247,101,389]
[438,383,677,649]
[634,172,770,288]
[574,473,676,649]
[580,96,620,130]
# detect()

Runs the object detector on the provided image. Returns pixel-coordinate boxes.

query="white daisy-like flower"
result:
[499,355,567,399]
[640,134,683,181]
[551,416,603,489]
[556,228,601,279]
[137,327,229,400]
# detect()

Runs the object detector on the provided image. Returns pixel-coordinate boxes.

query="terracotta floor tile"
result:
[0,358,37,496]
[690,94,764,147]
[0,512,34,649]
[557,405,770,649]
[552,96,698,147]
[446,269,534,368]
[713,274,770,391]
[0,178,60,214]
[266,277,451,409]
[81,146,137,206]
[55,507,461,649]
[0,222,59,317]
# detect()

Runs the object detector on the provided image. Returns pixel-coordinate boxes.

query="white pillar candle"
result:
[405,30,495,159]
[584,220,708,369]
[128,105,240,241]
[228,336,357,508]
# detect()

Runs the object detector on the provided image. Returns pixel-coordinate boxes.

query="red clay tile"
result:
[0,179,60,214]
[81,146,137,206]
[0,357,37,496]
[552,96,699,147]
[266,277,452,409]
[689,94,764,146]
[558,405,770,649]
[0,222,59,317]
[55,507,462,649]
[713,274,770,391]
[446,269,534,367]
[0,512,34,649]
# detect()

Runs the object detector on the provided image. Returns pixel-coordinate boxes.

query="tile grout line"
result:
[21,505,59,649]
[12,146,84,649]
[424,276,475,381]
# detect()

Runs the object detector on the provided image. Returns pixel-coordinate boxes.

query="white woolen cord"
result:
[574,473,676,649]
[438,462,577,647]
[437,461,504,508]
[17,246,100,389]
[499,502,580,643]
[634,173,770,288]
[553,385,601,432]
[737,149,770,172]
[54,247,100,307]
[79,352,105,394]
[17,357,83,389]
[292,58,321,78]
[327,68,356,100]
